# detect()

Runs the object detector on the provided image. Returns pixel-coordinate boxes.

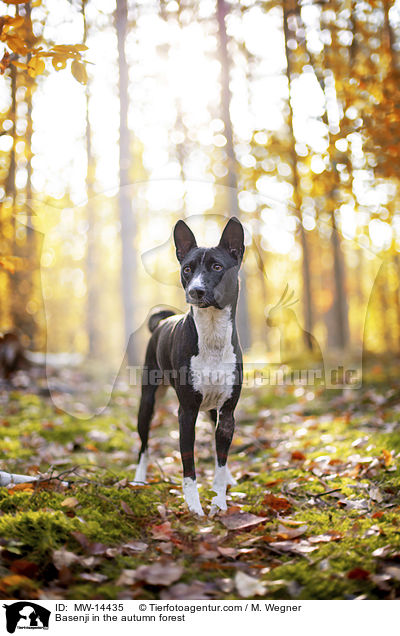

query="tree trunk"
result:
[22,1,37,347]
[330,208,349,349]
[216,0,250,350]
[82,0,98,358]
[115,0,137,364]
[282,0,314,347]
[7,63,19,333]
[300,5,349,349]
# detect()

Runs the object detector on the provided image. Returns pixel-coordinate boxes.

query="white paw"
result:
[226,467,237,486]
[183,478,205,516]
[133,452,148,483]
[211,490,227,511]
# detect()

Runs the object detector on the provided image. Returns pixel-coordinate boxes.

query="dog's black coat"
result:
[135,217,244,514]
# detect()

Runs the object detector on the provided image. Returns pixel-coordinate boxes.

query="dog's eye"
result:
[183,266,191,274]
[212,263,223,271]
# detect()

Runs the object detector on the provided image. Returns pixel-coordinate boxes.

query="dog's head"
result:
[173,217,244,309]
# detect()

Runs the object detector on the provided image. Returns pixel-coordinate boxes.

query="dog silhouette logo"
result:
[3,602,50,633]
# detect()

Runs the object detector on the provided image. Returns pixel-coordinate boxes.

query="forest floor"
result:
[1,366,400,600]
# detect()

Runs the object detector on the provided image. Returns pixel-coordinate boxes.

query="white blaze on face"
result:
[187,273,204,297]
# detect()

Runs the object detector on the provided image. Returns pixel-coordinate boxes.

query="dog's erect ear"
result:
[174,220,197,262]
[219,217,244,262]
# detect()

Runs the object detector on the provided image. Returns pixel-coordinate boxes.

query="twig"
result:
[315,488,342,499]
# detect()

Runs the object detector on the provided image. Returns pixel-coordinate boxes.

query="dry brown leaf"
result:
[151,521,174,541]
[263,494,291,512]
[347,567,370,580]
[217,546,239,559]
[121,501,135,516]
[220,512,267,531]
[291,450,306,461]
[10,560,39,578]
[276,524,308,540]
[381,449,393,468]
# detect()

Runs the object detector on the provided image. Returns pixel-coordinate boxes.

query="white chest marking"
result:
[190,306,236,411]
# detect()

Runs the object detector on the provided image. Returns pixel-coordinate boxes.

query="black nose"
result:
[189,287,205,300]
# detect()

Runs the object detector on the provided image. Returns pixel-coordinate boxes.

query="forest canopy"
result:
[0,0,399,386]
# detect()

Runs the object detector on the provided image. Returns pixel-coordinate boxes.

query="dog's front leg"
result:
[211,406,235,515]
[179,405,204,516]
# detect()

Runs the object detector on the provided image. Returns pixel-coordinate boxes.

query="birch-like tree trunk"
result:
[216,0,250,350]
[116,0,137,364]
[282,0,314,348]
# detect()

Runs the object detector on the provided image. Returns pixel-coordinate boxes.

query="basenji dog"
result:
[134,217,244,516]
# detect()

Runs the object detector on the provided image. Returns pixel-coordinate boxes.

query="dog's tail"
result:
[148,309,177,333]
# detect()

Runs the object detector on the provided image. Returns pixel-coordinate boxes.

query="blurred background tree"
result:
[0,0,399,386]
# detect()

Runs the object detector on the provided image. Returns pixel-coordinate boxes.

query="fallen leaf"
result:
[80,572,108,583]
[372,545,393,558]
[265,479,284,487]
[61,496,80,508]
[71,531,90,550]
[308,531,342,543]
[381,449,393,468]
[276,524,308,540]
[339,498,369,511]
[158,542,173,555]
[369,487,383,503]
[220,512,267,531]
[160,581,211,600]
[10,560,38,578]
[384,566,400,581]
[122,541,148,553]
[7,483,34,493]
[235,571,266,598]
[116,569,136,586]
[0,575,34,590]
[151,521,174,541]
[121,501,135,517]
[272,540,318,555]
[53,549,80,569]
[347,567,370,580]
[135,561,183,586]
[217,546,239,559]
[277,517,306,526]
[291,451,306,461]
[263,494,291,512]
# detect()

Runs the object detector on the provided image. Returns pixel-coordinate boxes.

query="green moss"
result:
[2,382,400,599]
[0,510,80,560]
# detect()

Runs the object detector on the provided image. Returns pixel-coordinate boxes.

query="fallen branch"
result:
[315,488,342,499]
[0,471,37,486]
